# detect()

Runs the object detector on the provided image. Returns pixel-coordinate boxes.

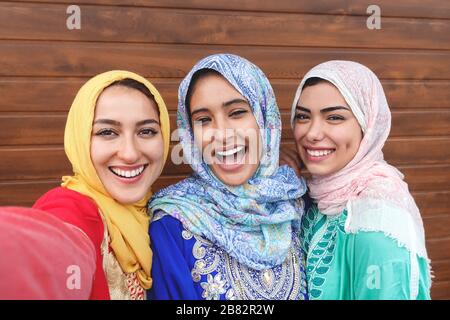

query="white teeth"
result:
[216,146,245,157]
[111,165,145,178]
[306,149,334,157]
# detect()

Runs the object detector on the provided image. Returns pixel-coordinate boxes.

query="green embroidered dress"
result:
[300,203,431,300]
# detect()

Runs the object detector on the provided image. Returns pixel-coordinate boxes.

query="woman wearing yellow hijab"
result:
[33,70,170,299]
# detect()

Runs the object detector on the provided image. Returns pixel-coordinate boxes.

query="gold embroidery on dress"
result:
[99,210,145,300]
[189,229,307,300]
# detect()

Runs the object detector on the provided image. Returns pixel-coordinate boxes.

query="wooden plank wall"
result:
[0,0,449,299]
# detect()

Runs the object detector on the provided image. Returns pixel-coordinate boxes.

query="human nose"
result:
[305,119,325,142]
[117,135,140,163]
[210,118,235,145]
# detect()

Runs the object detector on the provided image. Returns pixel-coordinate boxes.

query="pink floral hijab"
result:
[290,61,428,263]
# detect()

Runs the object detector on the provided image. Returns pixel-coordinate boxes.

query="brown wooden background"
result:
[0,0,449,299]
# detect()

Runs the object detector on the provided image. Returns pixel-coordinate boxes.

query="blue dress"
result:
[148,212,308,300]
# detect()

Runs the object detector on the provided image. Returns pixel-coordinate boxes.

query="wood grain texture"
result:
[12,0,450,19]
[432,281,450,300]
[0,0,449,298]
[1,3,448,49]
[1,42,449,80]
[2,78,450,112]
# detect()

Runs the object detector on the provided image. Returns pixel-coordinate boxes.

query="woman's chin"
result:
[211,164,257,186]
[108,187,149,205]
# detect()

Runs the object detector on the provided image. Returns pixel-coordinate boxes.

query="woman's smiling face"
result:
[90,84,164,204]
[293,80,363,177]
[188,72,262,186]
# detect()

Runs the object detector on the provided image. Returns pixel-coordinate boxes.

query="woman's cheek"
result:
[150,137,165,160]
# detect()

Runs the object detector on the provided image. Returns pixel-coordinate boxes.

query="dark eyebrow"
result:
[296,106,310,113]
[137,119,159,126]
[321,106,350,113]
[222,98,249,108]
[93,119,159,126]
[93,119,120,126]
[190,108,209,118]
[296,105,350,113]
[190,98,249,118]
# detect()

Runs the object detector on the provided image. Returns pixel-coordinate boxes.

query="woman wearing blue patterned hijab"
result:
[147,53,308,300]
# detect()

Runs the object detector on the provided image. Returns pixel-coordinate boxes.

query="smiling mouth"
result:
[305,148,335,157]
[109,164,148,178]
[215,145,247,164]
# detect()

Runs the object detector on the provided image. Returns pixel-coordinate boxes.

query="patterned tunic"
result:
[148,214,308,300]
[300,204,431,300]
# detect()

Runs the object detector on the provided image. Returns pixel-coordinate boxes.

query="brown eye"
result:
[230,109,248,117]
[139,128,158,136]
[194,117,211,125]
[95,129,117,136]
[328,115,345,121]
[295,113,309,121]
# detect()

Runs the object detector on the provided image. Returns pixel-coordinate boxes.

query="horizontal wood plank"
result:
[414,191,450,217]
[382,138,450,166]
[13,0,450,19]
[400,165,450,192]
[423,215,450,240]
[0,114,67,146]
[1,42,449,80]
[1,3,448,49]
[431,281,450,300]
[427,238,450,261]
[2,78,450,113]
[431,260,450,282]
[275,80,450,112]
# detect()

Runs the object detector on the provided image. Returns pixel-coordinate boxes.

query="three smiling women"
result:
[25,55,430,300]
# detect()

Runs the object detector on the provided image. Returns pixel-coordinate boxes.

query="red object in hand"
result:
[0,206,96,299]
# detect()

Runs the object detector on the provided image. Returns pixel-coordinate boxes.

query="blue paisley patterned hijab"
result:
[149,53,307,270]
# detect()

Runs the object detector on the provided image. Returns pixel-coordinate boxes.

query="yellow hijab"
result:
[62,70,170,289]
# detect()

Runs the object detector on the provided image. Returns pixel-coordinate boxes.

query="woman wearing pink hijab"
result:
[290,60,431,299]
